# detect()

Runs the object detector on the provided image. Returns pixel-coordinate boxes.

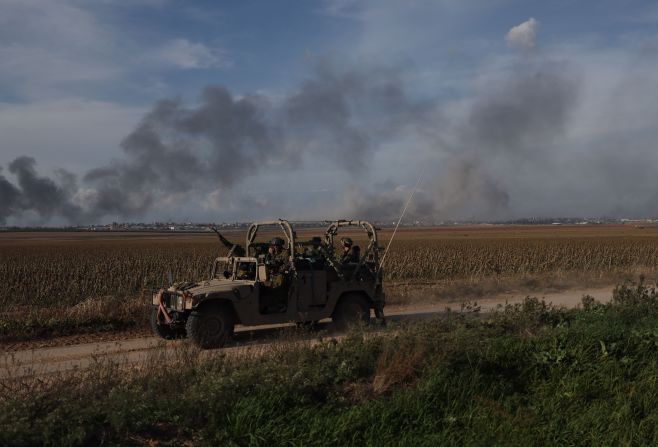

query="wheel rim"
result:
[200,316,223,338]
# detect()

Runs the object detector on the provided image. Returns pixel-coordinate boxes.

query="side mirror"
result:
[223,270,231,279]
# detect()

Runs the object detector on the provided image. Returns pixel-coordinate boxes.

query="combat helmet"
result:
[270,237,285,247]
[309,236,322,245]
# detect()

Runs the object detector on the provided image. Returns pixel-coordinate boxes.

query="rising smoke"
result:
[0,63,435,224]
[0,157,83,223]
[81,86,282,219]
[1,43,653,225]
[344,59,579,222]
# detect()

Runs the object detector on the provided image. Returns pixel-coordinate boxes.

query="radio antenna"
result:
[379,168,425,270]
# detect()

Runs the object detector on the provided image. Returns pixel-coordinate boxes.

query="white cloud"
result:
[0,0,231,182]
[0,0,228,101]
[321,0,364,19]
[0,0,121,99]
[506,18,539,52]
[157,39,228,69]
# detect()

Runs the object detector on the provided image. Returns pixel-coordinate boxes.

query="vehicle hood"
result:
[169,279,254,297]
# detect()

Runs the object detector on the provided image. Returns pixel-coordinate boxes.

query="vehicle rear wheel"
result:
[186,303,235,349]
[150,306,179,340]
[333,294,370,330]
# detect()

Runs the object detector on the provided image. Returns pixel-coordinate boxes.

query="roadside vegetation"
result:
[3,279,658,445]
[4,228,658,342]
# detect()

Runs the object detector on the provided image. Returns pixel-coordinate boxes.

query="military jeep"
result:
[151,219,386,348]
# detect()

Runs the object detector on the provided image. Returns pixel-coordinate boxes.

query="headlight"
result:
[176,294,184,310]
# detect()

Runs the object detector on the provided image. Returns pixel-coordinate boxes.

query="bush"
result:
[3,279,658,446]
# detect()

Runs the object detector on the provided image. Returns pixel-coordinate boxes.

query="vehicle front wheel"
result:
[186,303,235,349]
[150,306,180,340]
[332,294,370,330]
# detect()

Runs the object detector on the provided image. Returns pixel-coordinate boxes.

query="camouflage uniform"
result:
[265,237,288,287]
[338,237,359,264]
[302,237,323,260]
[265,238,288,268]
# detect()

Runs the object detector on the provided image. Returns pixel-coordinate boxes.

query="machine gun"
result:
[211,227,246,257]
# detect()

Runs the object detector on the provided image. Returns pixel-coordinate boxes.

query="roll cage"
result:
[324,219,382,282]
[245,219,296,261]
[211,219,381,283]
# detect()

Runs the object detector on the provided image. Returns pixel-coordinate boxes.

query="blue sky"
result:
[2,0,658,225]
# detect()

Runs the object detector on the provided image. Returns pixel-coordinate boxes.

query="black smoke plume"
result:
[0,157,82,224]
[0,64,431,224]
[0,59,586,225]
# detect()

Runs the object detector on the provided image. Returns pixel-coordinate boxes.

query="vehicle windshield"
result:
[212,257,233,280]
[212,256,258,281]
[235,260,257,280]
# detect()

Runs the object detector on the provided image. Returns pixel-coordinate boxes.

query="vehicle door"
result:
[294,258,328,311]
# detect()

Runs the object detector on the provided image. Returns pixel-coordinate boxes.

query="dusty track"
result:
[0,286,612,380]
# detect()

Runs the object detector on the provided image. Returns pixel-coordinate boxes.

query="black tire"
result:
[150,306,179,340]
[186,303,235,349]
[332,294,370,330]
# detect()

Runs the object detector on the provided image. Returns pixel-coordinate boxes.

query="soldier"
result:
[263,238,289,311]
[303,236,323,259]
[266,237,287,264]
[265,237,288,281]
[339,237,360,264]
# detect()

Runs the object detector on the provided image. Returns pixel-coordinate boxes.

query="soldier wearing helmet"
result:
[267,237,285,257]
[303,236,323,259]
[340,237,360,264]
[265,237,288,274]
[264,236,289,294]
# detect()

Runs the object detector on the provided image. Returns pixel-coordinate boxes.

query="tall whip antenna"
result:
[379,168,425,270]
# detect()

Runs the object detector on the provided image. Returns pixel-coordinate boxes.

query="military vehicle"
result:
[151,219,386,348]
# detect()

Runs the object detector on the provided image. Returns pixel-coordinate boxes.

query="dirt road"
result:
[0,286,612,380]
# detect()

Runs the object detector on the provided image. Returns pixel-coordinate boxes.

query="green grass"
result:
[3,279,658,446]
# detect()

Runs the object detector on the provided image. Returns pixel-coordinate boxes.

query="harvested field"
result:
[2,225,658,342]
[2,225,658,307]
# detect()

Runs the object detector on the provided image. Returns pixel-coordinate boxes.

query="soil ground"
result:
[0,285,611,380]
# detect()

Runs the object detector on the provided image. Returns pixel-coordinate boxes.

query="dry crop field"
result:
[3,224,658,341]
[2,224,658,309]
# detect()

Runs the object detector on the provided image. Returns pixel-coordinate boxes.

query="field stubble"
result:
[3,226,658,341]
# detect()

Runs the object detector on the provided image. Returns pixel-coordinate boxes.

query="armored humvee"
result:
[151,219,386,348]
